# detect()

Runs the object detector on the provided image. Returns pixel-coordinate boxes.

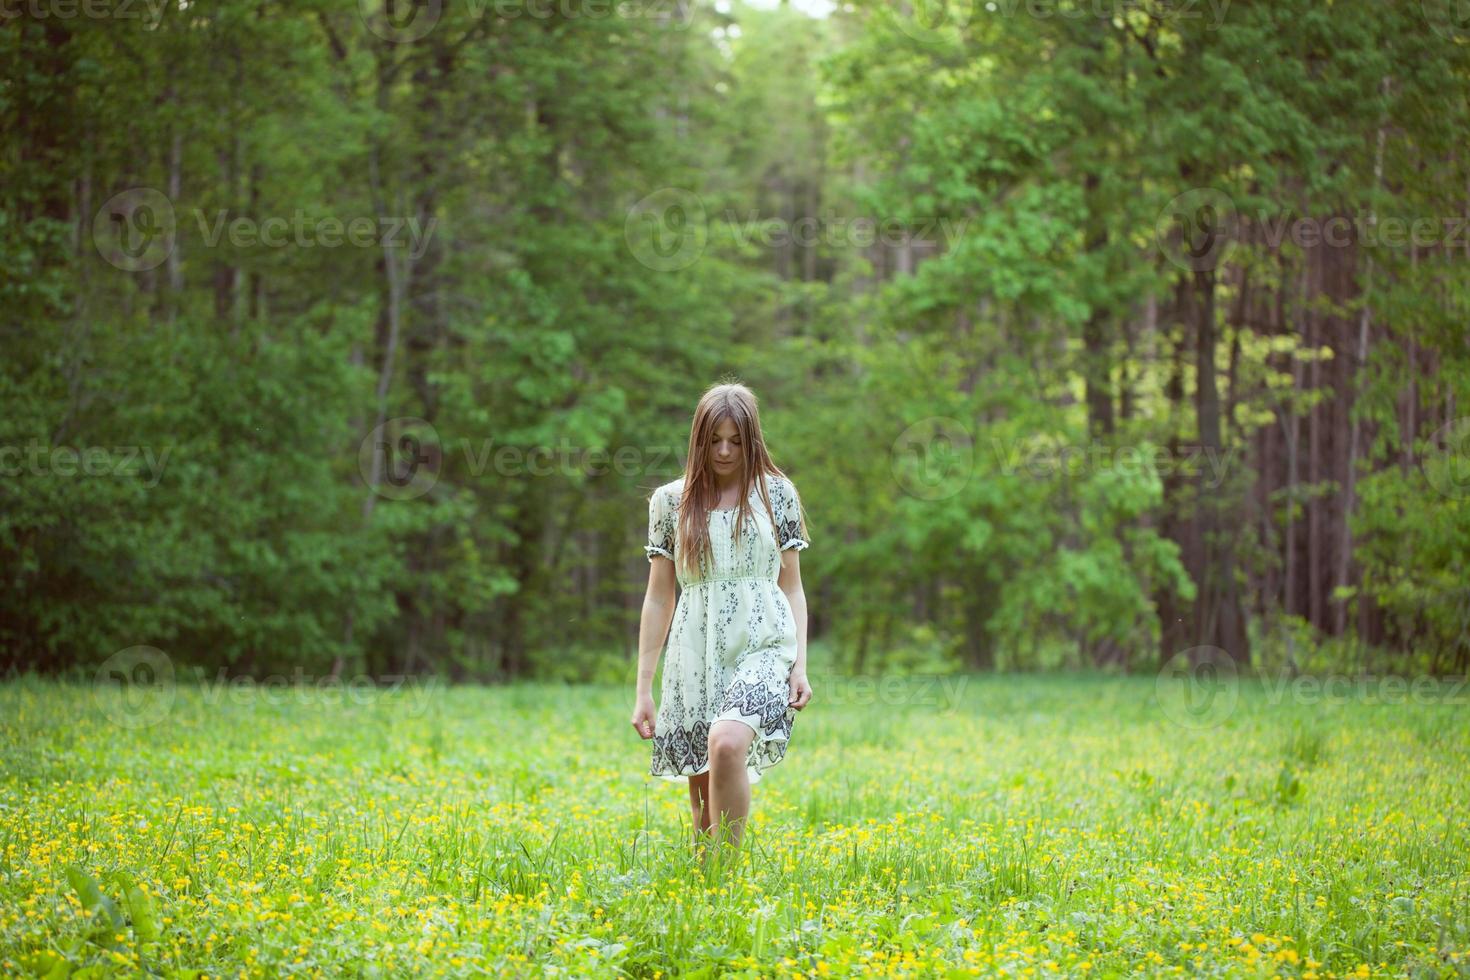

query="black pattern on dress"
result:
[642,474,809,783]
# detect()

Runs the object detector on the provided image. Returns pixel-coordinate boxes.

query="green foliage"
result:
[1353,462,1470,672]
[3,0,1468,680]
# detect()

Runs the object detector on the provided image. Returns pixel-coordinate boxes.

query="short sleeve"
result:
[645,486,675,562]
[775,477,809,552]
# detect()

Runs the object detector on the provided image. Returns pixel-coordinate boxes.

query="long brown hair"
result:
[674,382,806,580]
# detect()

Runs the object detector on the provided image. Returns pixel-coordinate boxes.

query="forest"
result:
[3,0,1468,683]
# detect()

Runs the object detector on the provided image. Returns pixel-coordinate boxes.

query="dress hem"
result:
[648,756,785,785]
[648,724,792,785]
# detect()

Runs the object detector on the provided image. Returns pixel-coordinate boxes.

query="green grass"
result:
[1,671,1467,977]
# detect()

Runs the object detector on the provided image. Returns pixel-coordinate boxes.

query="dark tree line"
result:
[2,0,1467,680]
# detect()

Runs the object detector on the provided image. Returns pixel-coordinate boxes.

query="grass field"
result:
[1,670,1467,978]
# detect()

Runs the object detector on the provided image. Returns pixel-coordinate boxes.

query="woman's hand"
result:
[788,671,812,711]
[631,693,657,739]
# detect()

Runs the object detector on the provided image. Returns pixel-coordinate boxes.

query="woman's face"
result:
[709,418,743,479]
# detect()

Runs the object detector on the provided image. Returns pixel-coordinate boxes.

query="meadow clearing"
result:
[0,670,1466,978]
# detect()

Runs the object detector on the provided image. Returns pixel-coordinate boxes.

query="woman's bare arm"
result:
[777,549,808,677]
[636,556,678,698]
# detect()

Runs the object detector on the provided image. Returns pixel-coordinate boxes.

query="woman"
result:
[631,382,814,859]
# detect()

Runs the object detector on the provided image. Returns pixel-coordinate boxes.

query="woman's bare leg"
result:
[706,720,756,851]
[688,770,712,847]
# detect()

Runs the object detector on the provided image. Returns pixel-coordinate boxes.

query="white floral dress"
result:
[644,473,809,784]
